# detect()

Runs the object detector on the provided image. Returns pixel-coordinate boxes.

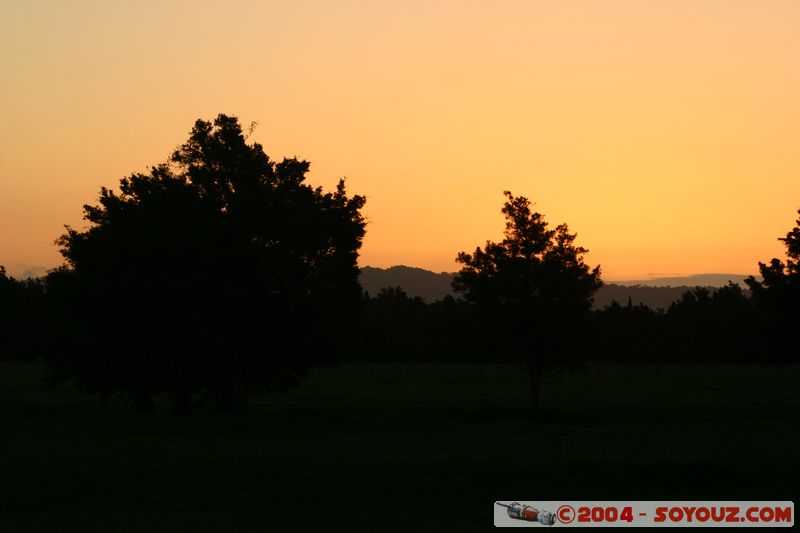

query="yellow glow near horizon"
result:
[1,1,799,280]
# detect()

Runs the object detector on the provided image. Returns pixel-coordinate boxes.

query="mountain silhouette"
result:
[359,266,755,310]
[617,273,752,287]
[360,266,455,301]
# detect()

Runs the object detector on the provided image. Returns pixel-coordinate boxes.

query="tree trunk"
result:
[526,361,542,417]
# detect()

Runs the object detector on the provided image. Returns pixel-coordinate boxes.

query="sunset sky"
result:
[2,1,799,281]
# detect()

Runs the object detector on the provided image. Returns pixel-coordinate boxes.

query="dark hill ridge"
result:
[359,266,754,310]
[617,273,751,287]
[360,266,455,302]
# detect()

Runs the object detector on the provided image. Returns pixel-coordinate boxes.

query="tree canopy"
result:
[454,192,601,334]
[51,114,366,413]
[745,209,800,361]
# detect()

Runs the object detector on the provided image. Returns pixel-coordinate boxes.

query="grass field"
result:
[1,362,798,531]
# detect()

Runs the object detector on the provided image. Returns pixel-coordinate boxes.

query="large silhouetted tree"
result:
[53,114,366,413]
[453,192,602,415]
[745,209,800,362]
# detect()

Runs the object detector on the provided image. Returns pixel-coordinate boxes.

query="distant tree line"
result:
[7,267,779,371]
[355,281,768,365]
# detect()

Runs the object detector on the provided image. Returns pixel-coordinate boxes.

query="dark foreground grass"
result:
[1,362,798,531]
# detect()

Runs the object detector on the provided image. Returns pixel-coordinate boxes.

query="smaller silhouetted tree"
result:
[453,192,602,416]
[746,209,800,362]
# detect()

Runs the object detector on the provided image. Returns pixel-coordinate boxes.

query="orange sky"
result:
[2,1,799,281]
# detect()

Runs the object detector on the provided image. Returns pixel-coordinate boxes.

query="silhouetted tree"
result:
[53,114,366,413]
[453,192,602,415]
[0,266,46,362]
[746,209,800,362]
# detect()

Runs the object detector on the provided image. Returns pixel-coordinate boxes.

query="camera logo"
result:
[496,502,556,526]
